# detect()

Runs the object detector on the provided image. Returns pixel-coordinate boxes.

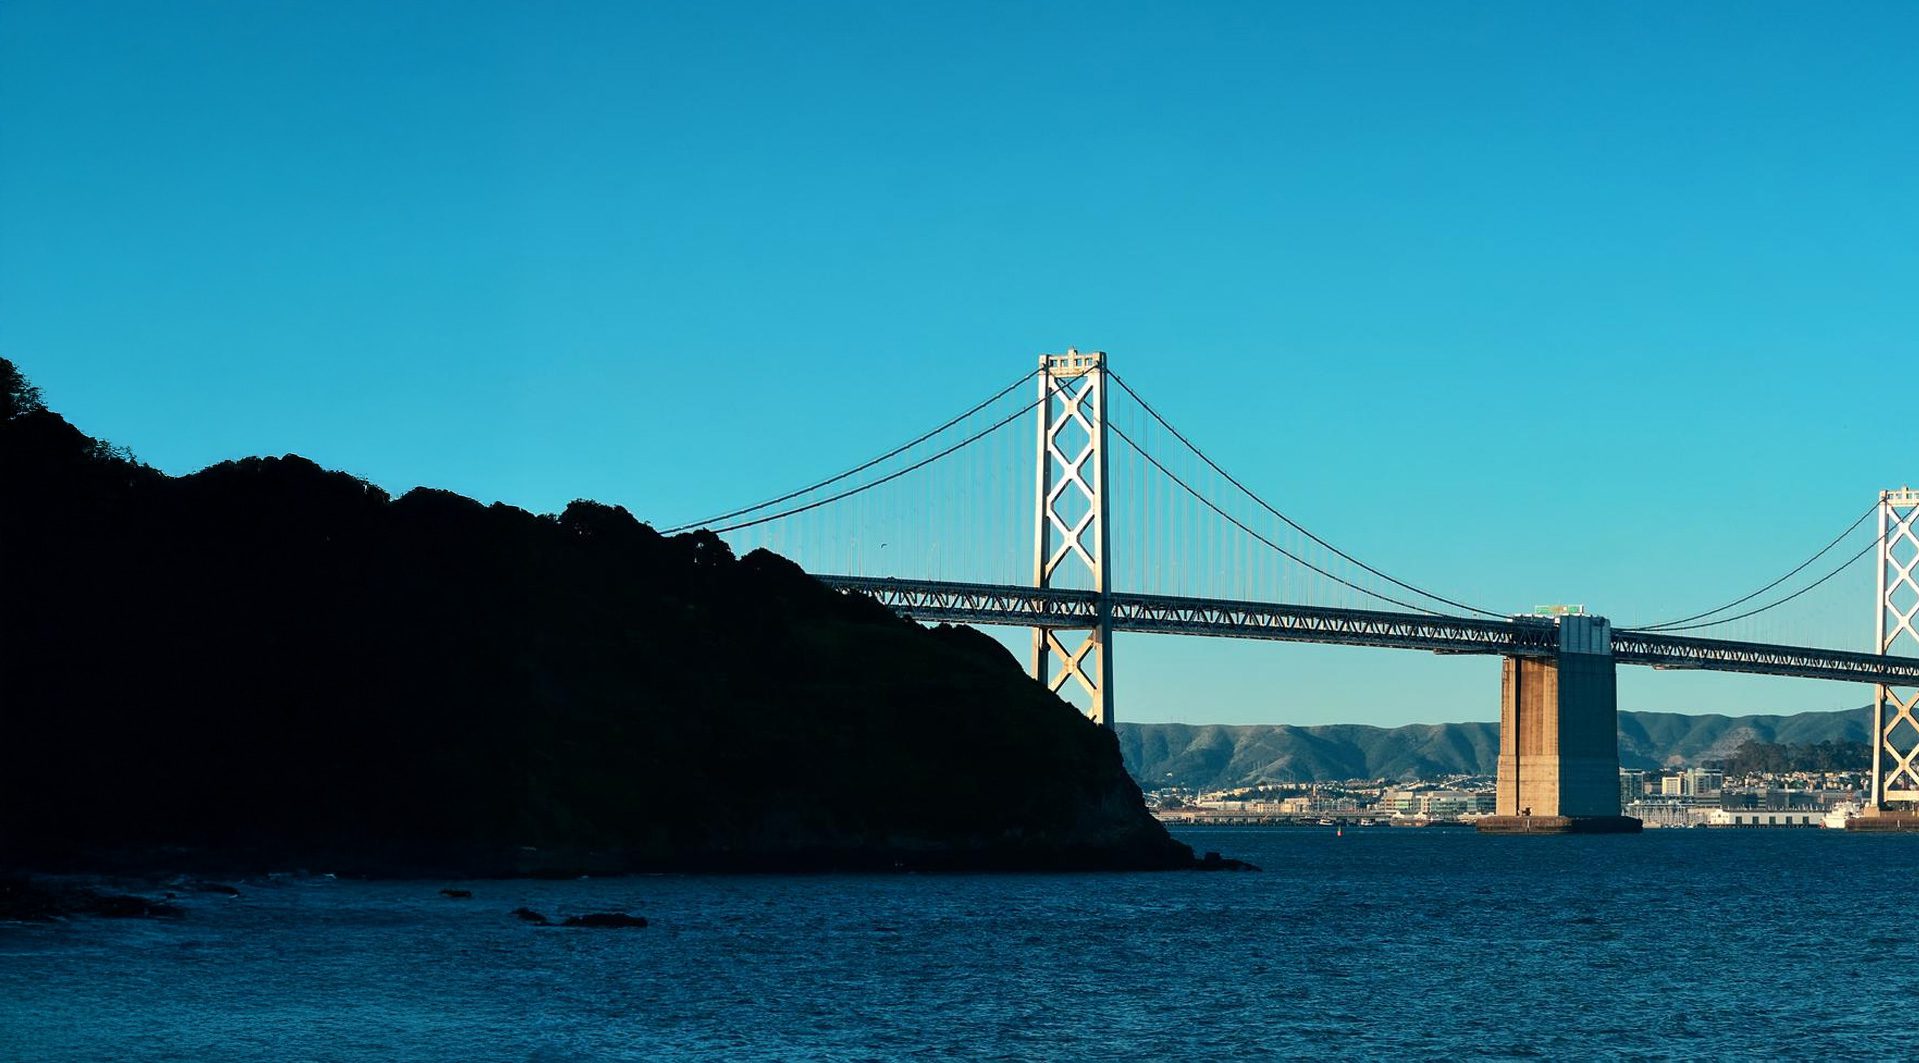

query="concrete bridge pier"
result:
[1479,615,1642,834]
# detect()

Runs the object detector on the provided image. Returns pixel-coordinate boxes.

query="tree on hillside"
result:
[1,357,44,420]
[1716,738,1869,775]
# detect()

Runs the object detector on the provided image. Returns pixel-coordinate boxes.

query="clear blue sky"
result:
[4,2,1914,726]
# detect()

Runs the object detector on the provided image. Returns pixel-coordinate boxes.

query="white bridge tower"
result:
[1871,487,1919,808]
[1031,349,1114,727]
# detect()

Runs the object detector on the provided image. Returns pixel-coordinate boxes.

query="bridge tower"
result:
[1870,488,1919,810]
[1484,614,1636,831]
[1031,349,1114,726]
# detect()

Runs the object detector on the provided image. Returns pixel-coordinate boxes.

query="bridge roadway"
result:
[817,575,1919,686]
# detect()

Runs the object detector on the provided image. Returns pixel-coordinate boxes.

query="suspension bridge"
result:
[671,350,1919,831]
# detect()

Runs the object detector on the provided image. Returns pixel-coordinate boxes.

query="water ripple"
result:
[4,829,1919,1058]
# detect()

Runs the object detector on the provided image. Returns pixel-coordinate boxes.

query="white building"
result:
[1654,769,1724,798]
[1380,790,1494,818]
[1706,808,1821,828]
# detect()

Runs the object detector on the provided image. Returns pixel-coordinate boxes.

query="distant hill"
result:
[1118,707,1873,789]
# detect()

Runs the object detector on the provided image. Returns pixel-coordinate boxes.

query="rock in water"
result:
[510,907,550,924]
[0,876,185,920]
[560,912,648,928]
[440,888,473,899]
[1196,851,1260,872]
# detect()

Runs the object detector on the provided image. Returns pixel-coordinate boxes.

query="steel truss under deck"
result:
[1613,630,1919,685]
[817,575,1919,686]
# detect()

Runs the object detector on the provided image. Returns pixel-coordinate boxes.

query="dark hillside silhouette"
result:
[0,357,1201,873]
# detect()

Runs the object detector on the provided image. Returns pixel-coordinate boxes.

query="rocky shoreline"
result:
[5,836,1255,885]
[1,358,1252,883]
[2,844,1255,926]
[0,875,186,922]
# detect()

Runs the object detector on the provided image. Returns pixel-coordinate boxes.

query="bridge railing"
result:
[821,575,1100,627]
[1105,590,1560,657]
[817,576,1560,657]
[1612,630,1919,685]
[819,574,1919,685]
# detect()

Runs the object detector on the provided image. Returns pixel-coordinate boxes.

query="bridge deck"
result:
[818,575,1919,685]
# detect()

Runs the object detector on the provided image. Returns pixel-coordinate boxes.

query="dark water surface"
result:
[4,828,1915,1059]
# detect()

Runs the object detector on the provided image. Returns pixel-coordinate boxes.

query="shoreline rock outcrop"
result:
[0,876,184,922]
[0,356,1233,876]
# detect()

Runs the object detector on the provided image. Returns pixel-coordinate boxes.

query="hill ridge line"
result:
[1117,707,1872,789]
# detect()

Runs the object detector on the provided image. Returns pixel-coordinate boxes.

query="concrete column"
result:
[1484,615,1638,833]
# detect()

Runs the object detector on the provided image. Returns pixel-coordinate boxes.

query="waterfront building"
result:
[1651,769,1724,798]
[1624,799,1713,827]
[1378,790,1424,815]
[1379,789,1493,818]
[1719,788,1838,811]
[1420,791,1495,817]
[1706,809,1822,827]
[1619,770,1647,804]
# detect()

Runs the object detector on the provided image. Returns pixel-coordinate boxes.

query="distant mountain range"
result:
[1116,707,1874,789]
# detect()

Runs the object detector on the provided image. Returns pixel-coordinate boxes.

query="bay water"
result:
[4,827,1914,1059]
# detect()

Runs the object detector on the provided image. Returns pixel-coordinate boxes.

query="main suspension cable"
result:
[666,366,1039,534]
[1633,498,1881,631]
[1622,529,1886,634]
[1111,422,1448,615]
[1106,369,1506,618]
[706,384,1051,535]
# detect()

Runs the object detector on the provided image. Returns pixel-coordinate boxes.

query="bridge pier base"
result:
[1846,809,1919,831]
[1479,616,1641,835]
